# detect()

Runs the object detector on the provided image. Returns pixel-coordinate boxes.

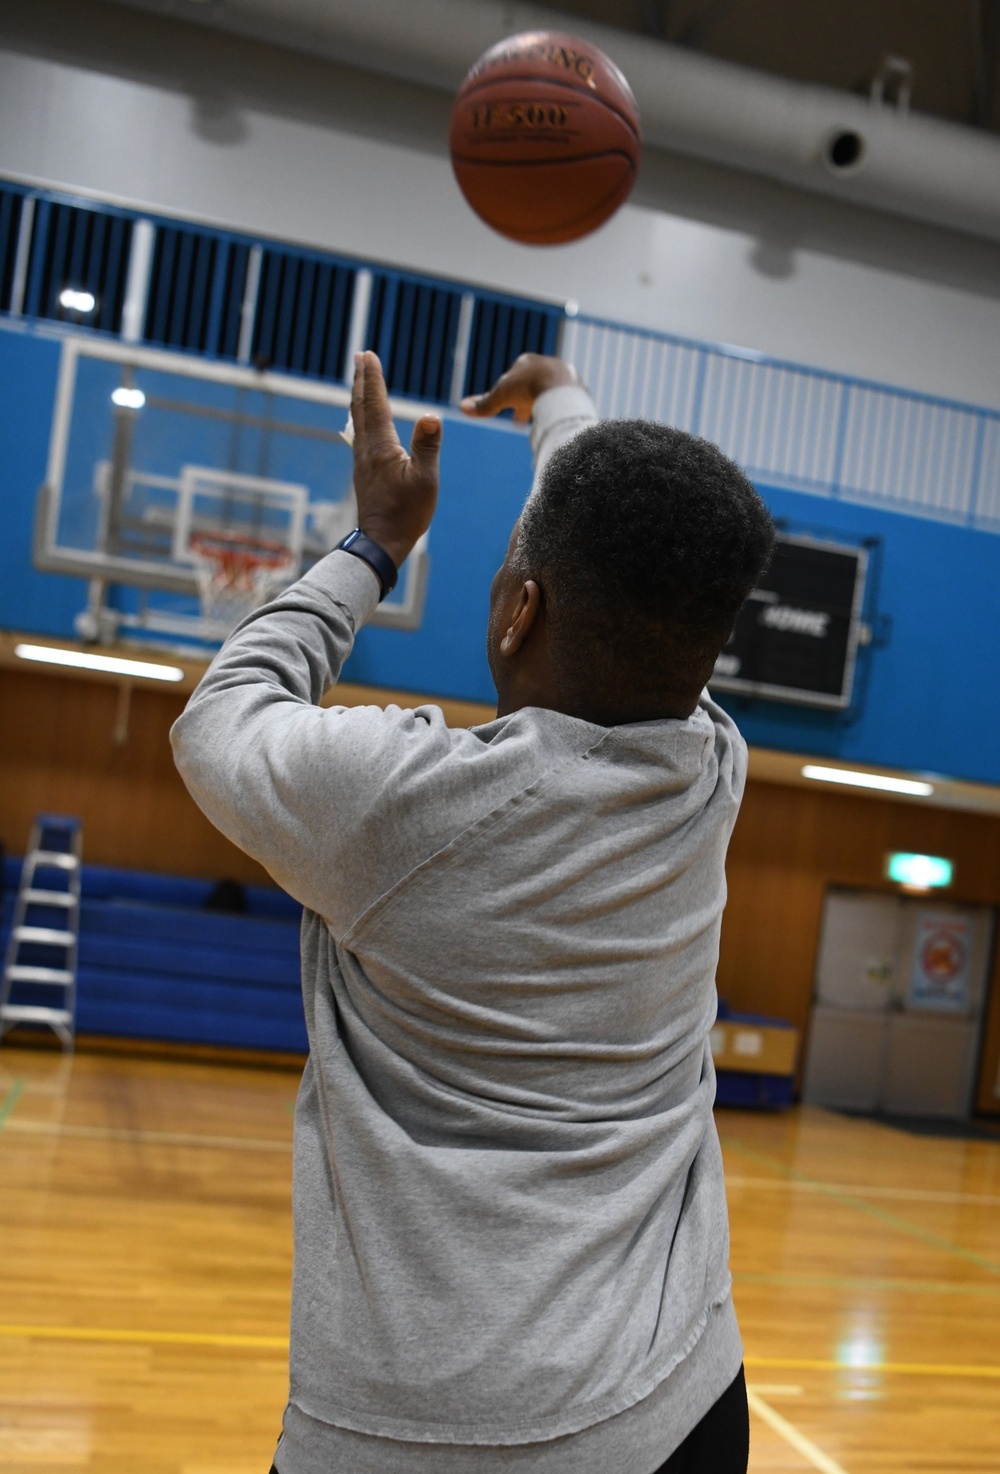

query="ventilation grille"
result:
[252,248,355,379]
[463,298,562,398]
[0,177,566,399]
[28,201,132,332]
[366,275,464,402]
[144,225,249,357]
[0,187,25,313]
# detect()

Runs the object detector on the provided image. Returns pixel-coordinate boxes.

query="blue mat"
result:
[1,856,307,1052]
[1,859,798,1101]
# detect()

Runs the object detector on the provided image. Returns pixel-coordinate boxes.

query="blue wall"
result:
[724,486,1000,783]
[3,325,998,787]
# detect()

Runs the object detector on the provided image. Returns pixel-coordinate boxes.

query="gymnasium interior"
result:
[1,1,999,1470]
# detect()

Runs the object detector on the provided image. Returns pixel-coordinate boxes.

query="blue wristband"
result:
[335,529,398,601]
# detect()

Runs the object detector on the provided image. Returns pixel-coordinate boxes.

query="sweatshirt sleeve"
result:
[170,549,403,924]
[529,383,598,488]
[171,386,602,930]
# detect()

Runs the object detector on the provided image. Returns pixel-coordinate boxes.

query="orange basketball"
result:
[449,31,641,246]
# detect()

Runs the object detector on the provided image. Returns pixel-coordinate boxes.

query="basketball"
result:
[449,31,641,246]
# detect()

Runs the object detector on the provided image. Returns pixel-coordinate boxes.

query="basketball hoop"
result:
[190,530,297,635]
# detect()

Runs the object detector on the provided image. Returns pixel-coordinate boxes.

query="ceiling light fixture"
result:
[59,287,96,312]
[801,764,934,797]
[15,644,184,682]
[111,386,146,410]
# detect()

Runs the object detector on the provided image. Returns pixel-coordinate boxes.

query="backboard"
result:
[34,337,431,649]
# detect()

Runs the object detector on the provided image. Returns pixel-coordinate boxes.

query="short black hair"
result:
[518,419,775,705]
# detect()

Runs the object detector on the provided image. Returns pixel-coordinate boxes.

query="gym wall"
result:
[2,0,1000,409]
[2,0,999,1103]
[2,0,998,784]
[3,657,1000,1113]
[3,322,999,786]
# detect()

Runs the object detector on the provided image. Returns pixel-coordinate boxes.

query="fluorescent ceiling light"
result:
[59,287,96,312]
[15,643,184,682]
[801,764,934,797]
[111,386,146,409]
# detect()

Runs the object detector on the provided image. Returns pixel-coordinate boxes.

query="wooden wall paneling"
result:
[0,660,495,883]
[974,947,1000,1115]
[4,655,1000,1111]
[721,778,1000,1113]
[0,667,273,884]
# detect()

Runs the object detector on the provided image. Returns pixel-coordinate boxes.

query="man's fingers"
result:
[408,415,442,481]
[359,350,401,449]
[350,352,366,437]
[459,391,493,417]
[460,377,531,422]
[460,354,581,421]
[460,378,512,419]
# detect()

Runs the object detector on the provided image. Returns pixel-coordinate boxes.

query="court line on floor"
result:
[1,1118,293,1152]
[745,1355,1000,1379]
[0,1323,288,1349]
[734,1270,1000,1298]
[0,1079,25,1133]
[747,1390,848,1474]
[726,1173,1000,1209]
[1,1322,996,1378]
[720,1138,1000,1277]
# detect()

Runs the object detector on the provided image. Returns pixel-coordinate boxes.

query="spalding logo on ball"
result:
[450,31,641,246]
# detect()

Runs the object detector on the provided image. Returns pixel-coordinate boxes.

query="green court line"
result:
[720,1136,1000,1278]
[734,1270,1000,1298]
[0,1079,25,1133]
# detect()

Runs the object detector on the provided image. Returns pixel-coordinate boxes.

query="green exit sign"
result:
[886,852,953,888]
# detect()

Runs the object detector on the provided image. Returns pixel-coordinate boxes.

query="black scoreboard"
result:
[709,534,868,710]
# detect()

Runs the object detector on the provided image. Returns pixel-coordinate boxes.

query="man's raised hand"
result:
[351,351,442,569]
[460,353,581,424]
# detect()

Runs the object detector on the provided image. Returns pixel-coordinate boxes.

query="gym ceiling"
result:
[522,0,1000,134]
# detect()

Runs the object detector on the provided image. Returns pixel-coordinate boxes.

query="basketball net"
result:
[190,531,297,636]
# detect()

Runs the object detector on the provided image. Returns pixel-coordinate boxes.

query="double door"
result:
[802,888,994,1118]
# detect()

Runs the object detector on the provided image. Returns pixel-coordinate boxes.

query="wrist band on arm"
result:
[335,529,398,601]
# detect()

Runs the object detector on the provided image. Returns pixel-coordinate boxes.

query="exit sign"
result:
[886,853,953,888]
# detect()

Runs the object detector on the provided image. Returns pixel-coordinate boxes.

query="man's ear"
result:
[499,580,542,657]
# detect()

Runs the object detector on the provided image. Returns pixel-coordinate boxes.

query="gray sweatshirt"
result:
[171,387,745,1474]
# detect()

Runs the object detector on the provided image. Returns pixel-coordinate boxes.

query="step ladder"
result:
[0,814,83,1050]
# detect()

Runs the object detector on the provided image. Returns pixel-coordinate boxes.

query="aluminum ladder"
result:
[0,815,83,1049]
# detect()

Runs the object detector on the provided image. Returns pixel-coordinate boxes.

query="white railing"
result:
[562,314,1000,533]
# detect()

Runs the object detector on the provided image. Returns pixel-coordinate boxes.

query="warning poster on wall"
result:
[909,911,974,1013]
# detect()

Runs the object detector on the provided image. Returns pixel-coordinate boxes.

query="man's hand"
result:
[351,351,442,569]
[460,353,581,424]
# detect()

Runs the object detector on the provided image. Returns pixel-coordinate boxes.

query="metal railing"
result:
[563,313,1000,533]
[4,174,999,535]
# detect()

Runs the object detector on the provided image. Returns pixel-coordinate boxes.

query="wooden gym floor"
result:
[0,1044,998,1473]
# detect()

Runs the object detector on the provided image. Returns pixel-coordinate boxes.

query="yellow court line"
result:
[0,1323,288,1349]
[746,1355,1000,1379]
[1,1326,995,1379]
[747,1391,849,1474]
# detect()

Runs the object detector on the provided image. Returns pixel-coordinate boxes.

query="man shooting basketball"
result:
[172,350,774,1474]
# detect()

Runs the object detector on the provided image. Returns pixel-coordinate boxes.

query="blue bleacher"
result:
[1,856,799,1098]
[714,998,797,1108]
[1,855,307,1052]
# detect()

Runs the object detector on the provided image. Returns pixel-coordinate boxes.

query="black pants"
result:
[651,1365,749,1473]
[268,1365,748,1474]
